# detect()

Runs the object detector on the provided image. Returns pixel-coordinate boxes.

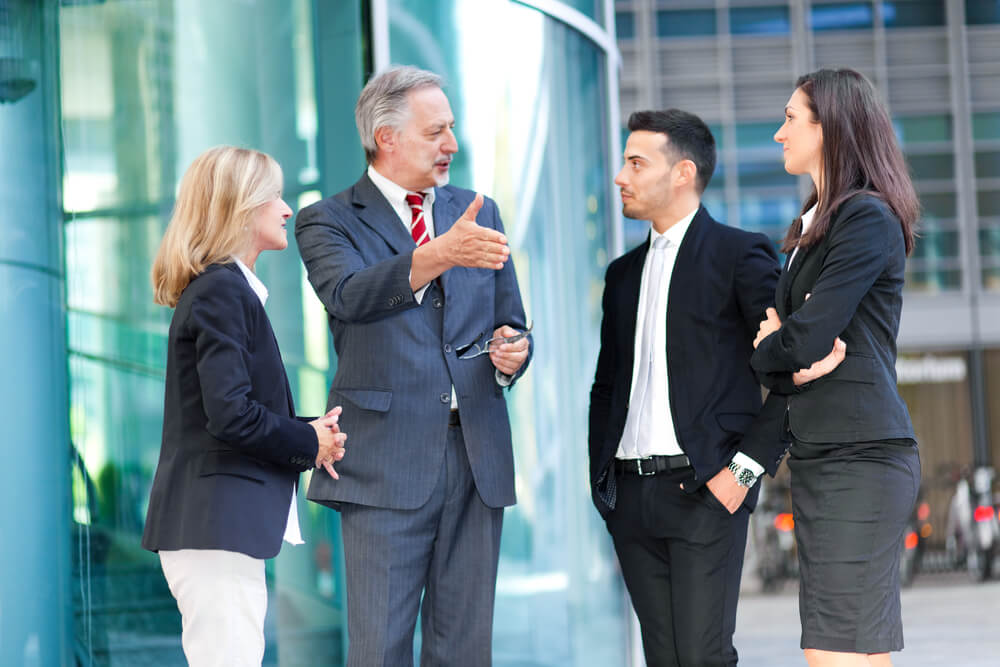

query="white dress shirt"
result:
[233,258,304,546]
[616,209,696,459]
[788,204,817,266]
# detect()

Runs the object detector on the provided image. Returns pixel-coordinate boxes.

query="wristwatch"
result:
[728,460,757,488]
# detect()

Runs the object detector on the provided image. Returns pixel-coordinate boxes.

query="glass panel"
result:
[388,1,626,664]
[882,1,946,28]
[979,227,1000,260]
[615,11,635,39]
[975,150,1000,179]
[738,159,797,189]
[61,0,356,662]
[905,268,962,290]
[558,0,602,23]
[972,111,1000,141]
[984,267,1000,290]
[978,189,1000,217]
[910,228,960,261]
[657,9,717,37]
[966,0,1000,25]
[810,2,875,31]
[730,6,791,36]
[739,193,801,240]
[736,121,780,150]
[894,114,952,145]
[919,192,957,220]
[907,152,955,180]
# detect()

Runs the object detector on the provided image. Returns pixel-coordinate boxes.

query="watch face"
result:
[738,469,755,487]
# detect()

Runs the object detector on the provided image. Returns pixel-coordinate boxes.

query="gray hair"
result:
[355,65,443,164]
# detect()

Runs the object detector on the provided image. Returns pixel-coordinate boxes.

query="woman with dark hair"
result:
[751,68,921,666]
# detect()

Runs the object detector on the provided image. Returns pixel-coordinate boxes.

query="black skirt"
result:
[788,439,920,653]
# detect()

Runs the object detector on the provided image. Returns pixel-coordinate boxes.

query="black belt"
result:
[448,409,461,426]
[615,454,691,476]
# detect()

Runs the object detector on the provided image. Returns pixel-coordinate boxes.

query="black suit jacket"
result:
[142,263,320,560]
[589,206,783,516]
[752,194,915,443]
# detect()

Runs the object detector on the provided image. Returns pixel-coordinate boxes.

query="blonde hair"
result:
[151,146,282,307]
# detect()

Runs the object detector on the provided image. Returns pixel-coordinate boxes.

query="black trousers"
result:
[605,467,750,667]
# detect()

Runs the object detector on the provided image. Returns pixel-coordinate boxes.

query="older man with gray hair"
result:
[296,65,532,666]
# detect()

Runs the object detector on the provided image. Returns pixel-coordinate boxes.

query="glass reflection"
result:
[61,0,351,662]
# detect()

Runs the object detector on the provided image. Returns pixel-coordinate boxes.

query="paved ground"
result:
[734,572,1000,666]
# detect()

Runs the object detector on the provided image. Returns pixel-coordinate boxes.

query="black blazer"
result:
[142,263,319,560]
[752,194,915,443]
[589,206,783,516]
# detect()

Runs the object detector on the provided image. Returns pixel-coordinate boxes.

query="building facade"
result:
[0,1,630,664]
[614,0,1000,550]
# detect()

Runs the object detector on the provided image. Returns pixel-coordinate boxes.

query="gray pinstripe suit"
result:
[296,172,530,665]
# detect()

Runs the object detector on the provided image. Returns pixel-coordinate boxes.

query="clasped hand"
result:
[753,307,846,386]
[309,406,347,479]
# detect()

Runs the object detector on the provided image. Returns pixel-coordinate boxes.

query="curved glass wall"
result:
[385,1,625,664]
[17,0,625,664]
[60,0,363,662]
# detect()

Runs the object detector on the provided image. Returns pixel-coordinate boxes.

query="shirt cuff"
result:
[732,452,765,480]
[409,270,429,304]
[495,369,513,387]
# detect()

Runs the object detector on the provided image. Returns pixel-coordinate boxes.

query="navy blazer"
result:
[589,206,783,516]
[142,263,319,560]
[295,173,530,511]
[752,194,915,443]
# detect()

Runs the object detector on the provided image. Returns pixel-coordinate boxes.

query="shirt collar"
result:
[232,257,268,306]
[800,204,818,235]
[650,206,698,248]
[367,164,436,209]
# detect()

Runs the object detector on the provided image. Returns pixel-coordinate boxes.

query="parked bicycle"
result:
[945,466,1000,581]
[751,476,797,593]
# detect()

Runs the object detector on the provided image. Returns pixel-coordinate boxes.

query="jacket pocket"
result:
[824,353,876,384]
[332,387,393,412]
[199,449,266,483]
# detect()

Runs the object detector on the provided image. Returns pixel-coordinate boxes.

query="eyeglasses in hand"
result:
[456,321,533,360]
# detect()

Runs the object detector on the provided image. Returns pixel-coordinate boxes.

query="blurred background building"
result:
[614,0,1000,561]
[1,0,627,664]
[2,0,998,665]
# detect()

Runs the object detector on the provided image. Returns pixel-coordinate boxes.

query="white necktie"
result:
[624,235,669,456]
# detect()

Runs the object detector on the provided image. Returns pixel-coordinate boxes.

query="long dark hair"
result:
[780,68,918,256]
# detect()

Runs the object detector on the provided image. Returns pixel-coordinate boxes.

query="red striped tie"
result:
[405,192,429,246]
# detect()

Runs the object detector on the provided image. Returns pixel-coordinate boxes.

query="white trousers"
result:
[159,549,267,667]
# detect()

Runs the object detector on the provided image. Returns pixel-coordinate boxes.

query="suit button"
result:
[444,344,452,353]
[432,297,443,308]
[440,393,450,404]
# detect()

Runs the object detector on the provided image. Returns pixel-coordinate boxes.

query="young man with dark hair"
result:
[589,109,784,666]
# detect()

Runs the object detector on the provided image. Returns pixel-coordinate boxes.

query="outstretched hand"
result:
[441,194,510,270]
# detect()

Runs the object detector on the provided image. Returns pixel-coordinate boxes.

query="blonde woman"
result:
[142,146,345,666]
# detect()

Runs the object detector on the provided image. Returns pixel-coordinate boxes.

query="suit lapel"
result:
[619,235,649,377]
[777,244,811,319]
[665,206,708,327]
[431,187,459,297]
[351,173,417,256]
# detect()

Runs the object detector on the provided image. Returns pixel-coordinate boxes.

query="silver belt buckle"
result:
[636,456,655,476]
